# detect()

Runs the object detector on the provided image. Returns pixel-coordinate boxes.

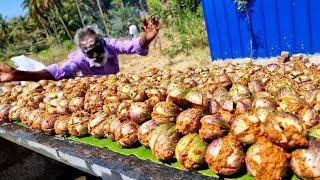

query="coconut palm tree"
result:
[113,0,124,9]
[75,0,85,27]
[22,0,60,44]
[0,15,9,37]
[44,0,73,41]
[8,16,27,43]
[96,0,108,34]
[0,14,9,49]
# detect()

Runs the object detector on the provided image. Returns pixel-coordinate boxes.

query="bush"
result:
[63,40,75,50]
[147,0,208,57]
[31,44,76,65]
[106,6,141,38]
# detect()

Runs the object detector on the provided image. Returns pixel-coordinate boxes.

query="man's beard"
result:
[86,51,108,67]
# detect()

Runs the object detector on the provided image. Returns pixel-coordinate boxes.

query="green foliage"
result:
[146,0,163,17]
[0,53,16,68]
[1,0,207,62]
[106,5,141,38]
[4,59,16,68]
[147,0,207,57]
[0,15,48,59]
[62,40,75,50]
[30,41,76,65]
[234,0,250,12]
[0,0,147,61]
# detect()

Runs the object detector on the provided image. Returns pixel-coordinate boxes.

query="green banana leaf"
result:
[67,135,224,177]
[13,121,300,179]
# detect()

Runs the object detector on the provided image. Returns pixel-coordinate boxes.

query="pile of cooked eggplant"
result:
[0,51,319,179]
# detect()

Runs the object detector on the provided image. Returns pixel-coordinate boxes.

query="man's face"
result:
[80,36,105,63]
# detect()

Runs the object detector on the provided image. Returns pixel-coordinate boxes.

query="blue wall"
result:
[202,0,320,60]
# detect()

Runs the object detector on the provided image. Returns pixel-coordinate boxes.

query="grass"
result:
[119,30,211,74]
[119,47,211,74]
[29,41,77,65]
[3,59,16,68]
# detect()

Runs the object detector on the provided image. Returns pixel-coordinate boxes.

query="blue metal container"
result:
[202,0,320,60]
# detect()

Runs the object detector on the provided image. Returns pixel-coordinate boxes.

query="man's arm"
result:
[108,16,159,55]
[0,52,82,82]
[107,37,149,56]
[43,51,84,80]
[13,69,53,81]
[0,63,53,82]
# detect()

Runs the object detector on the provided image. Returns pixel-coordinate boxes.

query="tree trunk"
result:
[47,16,62,46]
[36,15,51,40]
[120,1,124,9]
[95,0,108,34]
[53,4,73,41]
[75,0,85,27]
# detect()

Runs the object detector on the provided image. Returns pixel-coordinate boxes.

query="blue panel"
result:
[277,0,295,53]
[259,0,281,57]
[213,0,232,58]
[309,0,320,53]
[224,0,245,58]
[202,0,320,60]
[202,0,221,59]
[293,0,311,53]
[237,7,250,58]
[250,0,268,57]
[202,0,215,59]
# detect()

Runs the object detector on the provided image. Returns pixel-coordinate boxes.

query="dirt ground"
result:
[118,31,212,74]
[118,32,320,74]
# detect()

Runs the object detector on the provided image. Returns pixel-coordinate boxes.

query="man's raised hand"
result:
[140,16,159,48]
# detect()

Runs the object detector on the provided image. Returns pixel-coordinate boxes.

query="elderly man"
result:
[0,16,159,82]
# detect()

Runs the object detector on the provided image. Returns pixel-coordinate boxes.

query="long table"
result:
[0,122,211,180]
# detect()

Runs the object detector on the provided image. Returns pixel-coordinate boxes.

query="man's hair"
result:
[74,25,104,47]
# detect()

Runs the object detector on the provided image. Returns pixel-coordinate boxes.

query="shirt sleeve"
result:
[46,53,81,80]
[107,37,149,56]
